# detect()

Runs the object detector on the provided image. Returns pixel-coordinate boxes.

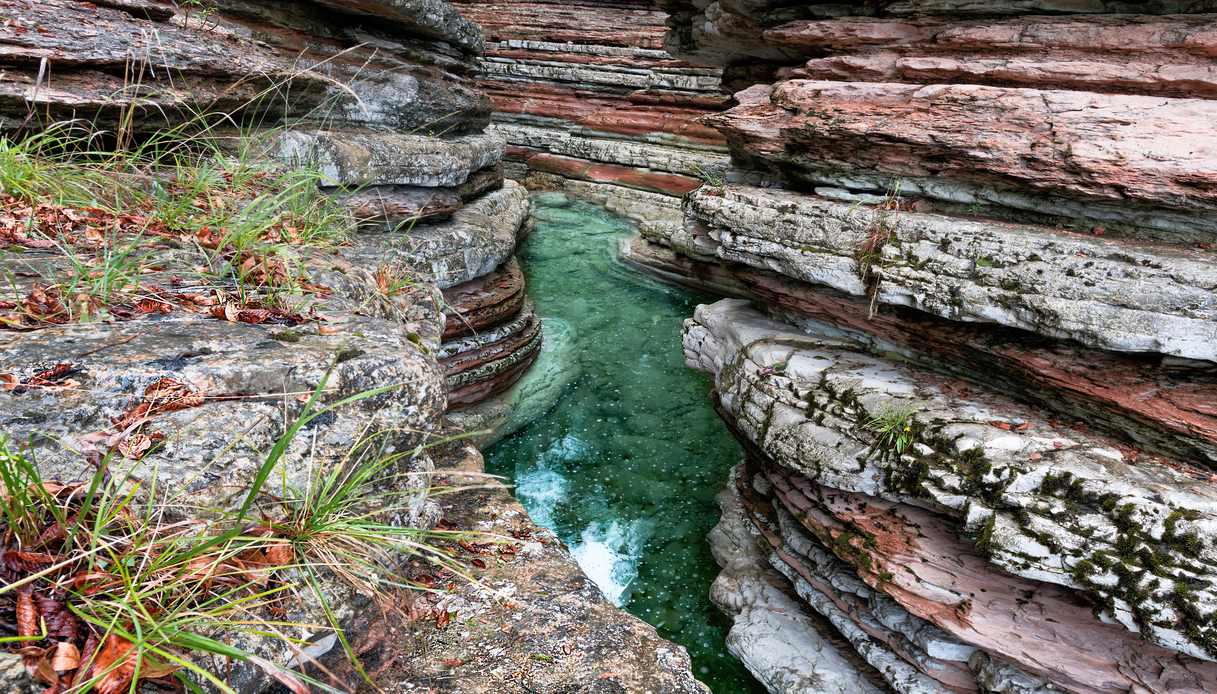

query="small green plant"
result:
[693,164,726,190]
[864,403,919,459]
[0,377,497,693]
[181,0,219,29]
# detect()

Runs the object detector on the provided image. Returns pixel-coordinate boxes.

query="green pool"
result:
[485,193,765,693]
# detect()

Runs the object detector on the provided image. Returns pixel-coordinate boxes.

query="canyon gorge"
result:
[1,1,1216,693]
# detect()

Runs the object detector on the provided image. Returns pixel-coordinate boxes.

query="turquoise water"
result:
[485,194,764,693]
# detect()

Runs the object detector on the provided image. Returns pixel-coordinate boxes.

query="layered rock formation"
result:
[0,0,705,690]
[450,0,731,226]
[624,2,1217,692]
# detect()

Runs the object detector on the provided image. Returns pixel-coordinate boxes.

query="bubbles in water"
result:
[571,518,652,606]
[514,466,569,529]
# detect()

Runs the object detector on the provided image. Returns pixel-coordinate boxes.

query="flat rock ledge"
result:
[676,185,1217,362]
[268,129,506,189]
[685,299,1217,675]
[334,444,711,693]
[621,237,1217,466]
[343,179,531,290]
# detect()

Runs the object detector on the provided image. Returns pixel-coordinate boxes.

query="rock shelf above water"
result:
[674,184,1217,361]
[686,300,1217,688]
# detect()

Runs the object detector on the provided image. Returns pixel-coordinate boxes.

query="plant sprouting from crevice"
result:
[864,402,919,460]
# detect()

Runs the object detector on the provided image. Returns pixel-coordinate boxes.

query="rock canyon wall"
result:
[450,0,732,230]
[0,1,706,690]
[624,1,1217,692]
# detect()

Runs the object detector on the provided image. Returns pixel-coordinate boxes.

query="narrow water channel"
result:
[486,193,765,693]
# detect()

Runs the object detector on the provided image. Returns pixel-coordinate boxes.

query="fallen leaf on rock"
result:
[116,432,165,461]
[15,587,37,638]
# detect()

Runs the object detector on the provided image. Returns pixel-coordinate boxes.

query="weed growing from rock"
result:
[864,403,920,460]
[0,380,501,693]
[853,180,904,319]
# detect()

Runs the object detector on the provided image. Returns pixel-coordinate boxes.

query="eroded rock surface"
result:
[334,444,712,693]
[451,0,728,223]
[0,1,716,691]
[686,301,1217,691]
[627,3,1217,693]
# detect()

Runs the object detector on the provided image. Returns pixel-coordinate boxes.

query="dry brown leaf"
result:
[51,642,80,673]
[16,588,38,638]
[93,635,138,694]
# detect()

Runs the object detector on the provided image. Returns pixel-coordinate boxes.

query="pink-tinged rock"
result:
[706,80,1217,216]
[683,300,1217,659]
[454,1,669,49]
[622,236,1217,463]
[527,153,703,196]
[445,331,542,409]
[483,82,726,145]
[765,466,1217,694]
[442,258,527,339]
[767,15,1217,97]
[739,271,1217,465]
[441,308,541,378]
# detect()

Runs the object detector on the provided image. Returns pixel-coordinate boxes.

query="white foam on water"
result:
[571,518,652,607]
[514,466,568,529]
[540,432,589,464]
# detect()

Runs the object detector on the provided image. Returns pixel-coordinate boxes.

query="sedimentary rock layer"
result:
[659,0,1217,66]
[686,299,1217,686]
[710,467,890,693]
[686,300,1217,668]
[708,81,1217,239]
[652,3,1217,694]
[674,185,1217,361]
[3,0,491,134]
[451,0,727,222]
[622,238,1217,465]
[770,14,1217,97]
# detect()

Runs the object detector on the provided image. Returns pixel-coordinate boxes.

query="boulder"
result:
[685,299,1217,663]
[267,130,505,189]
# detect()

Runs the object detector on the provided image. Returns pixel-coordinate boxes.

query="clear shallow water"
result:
[486,194,765,693]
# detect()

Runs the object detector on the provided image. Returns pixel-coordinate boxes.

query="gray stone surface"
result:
[344,180,531,289]
[268,129,505,188]
[709,467,887,694]
[678,185,1217,361]
[309,0,485,53]
[685,299,1217,662]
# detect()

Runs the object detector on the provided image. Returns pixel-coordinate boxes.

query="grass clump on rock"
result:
[0,382,492,694]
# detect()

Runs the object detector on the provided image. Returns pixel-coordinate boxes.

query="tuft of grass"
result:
[864,403,920,460]
[0,377,499,693]
[693,164,726,190]
[0,120,354,322]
